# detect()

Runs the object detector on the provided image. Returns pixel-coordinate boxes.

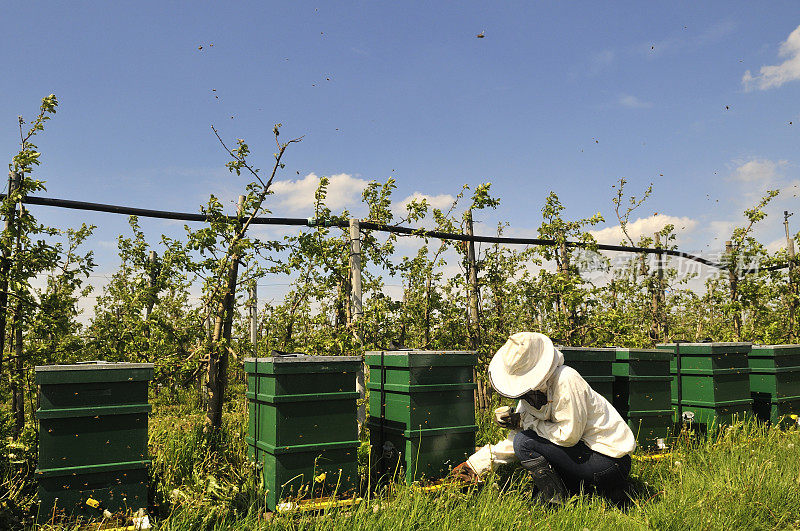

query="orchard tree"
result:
[187,125,301,435]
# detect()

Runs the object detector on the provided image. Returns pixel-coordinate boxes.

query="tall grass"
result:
[145,397,800,531]
[11,384,800,529]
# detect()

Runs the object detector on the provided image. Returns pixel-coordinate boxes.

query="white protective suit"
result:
[468,348,636,475]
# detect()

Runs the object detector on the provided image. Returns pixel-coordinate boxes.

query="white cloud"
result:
[591,214,698,245]
[765,237,788,254]
[392,192,456,216]
[618,94,652,109]
[270,173,369,213]
[743,24,800,90]
[730,158,787,183]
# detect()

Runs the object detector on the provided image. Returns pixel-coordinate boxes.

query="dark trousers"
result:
[513,430,631,492]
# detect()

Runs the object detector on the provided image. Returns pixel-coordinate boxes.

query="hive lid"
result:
[244,355,362,363]
[556,346,615,351]
[615,348,672,361]
[750,344,800,356]
[364,350,477,368]
[657,342,752,354]
[658,342,752,347]
[365,350,476,356]
[35,362,154,384]
[557,346,616,362]
[35,361,154,372]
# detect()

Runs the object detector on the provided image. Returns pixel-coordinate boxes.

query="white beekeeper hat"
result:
[488,332,558,398]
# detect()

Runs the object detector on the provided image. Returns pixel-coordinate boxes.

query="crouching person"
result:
[452,332,636,504]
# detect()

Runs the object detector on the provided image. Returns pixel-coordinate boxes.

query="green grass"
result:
[143,391,800,531]
[11,387,800,530]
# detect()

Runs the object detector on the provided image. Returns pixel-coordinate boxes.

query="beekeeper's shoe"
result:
[520,456,568,505]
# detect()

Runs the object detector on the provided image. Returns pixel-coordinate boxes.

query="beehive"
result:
[657,342,752,429]
[244,355,361,511]
[558,347,615,403]
[365,350,477,483]
[749,345,800,426]
[613,349,673,449]
[35,362,153,520]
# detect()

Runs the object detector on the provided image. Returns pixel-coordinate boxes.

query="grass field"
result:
[11,386,800,530]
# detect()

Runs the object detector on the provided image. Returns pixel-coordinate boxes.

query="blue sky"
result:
[2,2,799,305]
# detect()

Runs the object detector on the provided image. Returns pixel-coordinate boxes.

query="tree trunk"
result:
[205,196,244,435]
[12,303,24,439]
[205,256,239,433]
[0,172,19,384]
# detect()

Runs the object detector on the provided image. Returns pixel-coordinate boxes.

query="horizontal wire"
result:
[1,193,792,274]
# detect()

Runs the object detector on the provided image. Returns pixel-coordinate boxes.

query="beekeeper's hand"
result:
[493,405,521,429]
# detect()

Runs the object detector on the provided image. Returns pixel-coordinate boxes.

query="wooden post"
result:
[0,172,19,381]
[249,281,258,357]
[651,233,665,343]
[657,233,667,340]
[726,240,741,340]
[465,211,487,410]
[785,211,796,340]
[144,250,157,355]
[466,211,481,347]
[349,218,366,430]
[787,211,797,271]
[558,239,576,343]
[349,219,363,321]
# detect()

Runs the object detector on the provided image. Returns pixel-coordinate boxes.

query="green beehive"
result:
[613,349,673,414]
[558,347,615,403]
[752,396,800,427]
[613,348,671,378]
[657,342,752,428]
[244,355,361,511]
[613,349,673,449]
[749,345,800,425]
[626,410,673,450]
[365,351,477,483]
[749,345,800,398]
[35,362,153,521]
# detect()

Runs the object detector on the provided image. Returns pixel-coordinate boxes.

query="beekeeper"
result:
[452,332,636,504]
